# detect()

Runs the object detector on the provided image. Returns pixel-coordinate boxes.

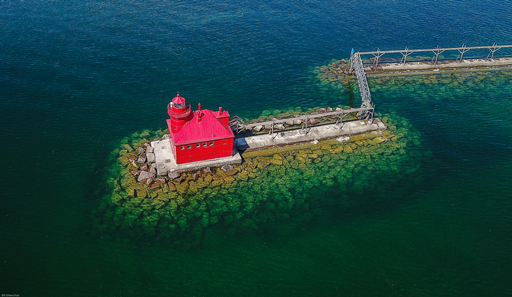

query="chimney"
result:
[219,106,223,115]
[198,103,202,122]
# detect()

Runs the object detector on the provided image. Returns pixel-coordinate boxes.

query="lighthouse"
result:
[166,94,235,164]
[167,94,192,133]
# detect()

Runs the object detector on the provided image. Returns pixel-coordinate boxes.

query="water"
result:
[1,1,512,296]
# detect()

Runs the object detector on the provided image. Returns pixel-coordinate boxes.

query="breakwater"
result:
[318,44,512,82]
[93,111,424,247]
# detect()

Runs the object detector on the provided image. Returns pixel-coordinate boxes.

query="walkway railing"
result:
[357,43,512,66]
[351,53,374,120]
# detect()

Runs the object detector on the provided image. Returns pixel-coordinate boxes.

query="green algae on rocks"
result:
[313,58,512,100]
[93,114,425,247]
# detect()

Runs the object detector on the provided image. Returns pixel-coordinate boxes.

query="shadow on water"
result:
[344,79,359,107]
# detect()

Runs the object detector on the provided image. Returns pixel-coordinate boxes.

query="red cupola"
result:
[167,93,192,133]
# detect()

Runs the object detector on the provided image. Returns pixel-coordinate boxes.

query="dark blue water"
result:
[1,1,512,296]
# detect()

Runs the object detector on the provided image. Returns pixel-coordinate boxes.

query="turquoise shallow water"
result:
[1,1,512,296]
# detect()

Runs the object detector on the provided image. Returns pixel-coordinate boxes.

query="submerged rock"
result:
[97,112,425,246]
[221,164,234,172]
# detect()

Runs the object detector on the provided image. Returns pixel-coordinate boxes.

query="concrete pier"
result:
[152,118,386,175]
[368,57,512,75]
[236,118,386,152]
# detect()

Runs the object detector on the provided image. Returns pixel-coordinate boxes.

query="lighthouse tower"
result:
[166,94,235,164]
[167,94,192,133]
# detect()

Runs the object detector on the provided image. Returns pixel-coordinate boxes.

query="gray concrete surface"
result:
[236,119,386,151]
[377,57,512,72]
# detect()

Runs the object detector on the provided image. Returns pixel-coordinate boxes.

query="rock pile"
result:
[243,106,354,132]
[94,113,425,247]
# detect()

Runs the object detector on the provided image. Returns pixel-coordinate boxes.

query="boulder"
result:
[155,177,167,184]
[150,183,161,190]
[294,119,302,125]
[270,158,283,165]
[140,163,148,171]
[253,125,263,132]
[138,171,155,182]
[286,120,294,125]
[146,146,154,154]
[118,156,130,166]
[316,108,327,113]
[145,178,154,186]
[168,172,180,180]
[137,153,147,164]
[189,172,199,181]
[146,153,155,163]
[221,164,234,172]
[203,167,211,173]
[149,163,157,174]
[274,124,285,130]
[224,176,235,183]
[326,106,333,112]
[309,118,319,125]
[204,174,213,183]
[130,159,138,168]
[137,147,145,155]
[131,170,141,177]
[226,169,238,176]
[127,188,136,198]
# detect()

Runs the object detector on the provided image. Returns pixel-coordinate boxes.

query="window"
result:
[174,102,185,109]
[187,145,191,149]
[203,143,207,147]
[196,144,200,148]
[180,146,184,150]
[209,142,214,146]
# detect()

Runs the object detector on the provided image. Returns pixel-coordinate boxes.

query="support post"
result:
[400,47,413,64]
[349,48,355,73]
[372,48,385,67]
[431,45,446,65]
[487,43,501,60]
[456,44,470,63]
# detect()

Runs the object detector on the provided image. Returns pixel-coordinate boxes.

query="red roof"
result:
[172,94,186,105]
[168,109,234,145]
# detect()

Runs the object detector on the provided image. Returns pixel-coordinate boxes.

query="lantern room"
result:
[167,94,192,133]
